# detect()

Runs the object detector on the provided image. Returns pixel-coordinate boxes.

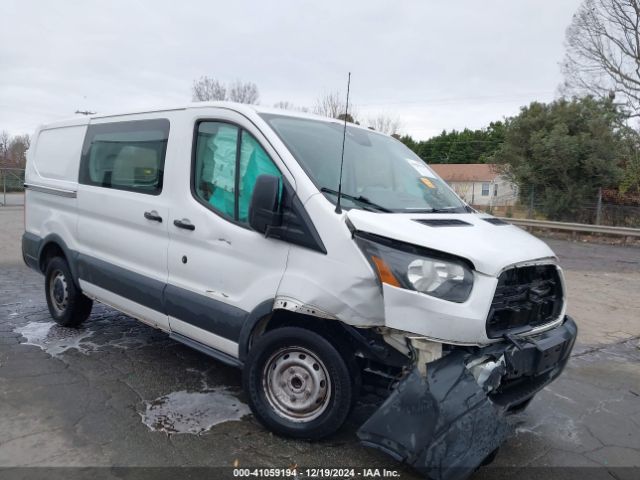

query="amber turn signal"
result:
[371,255,401,287]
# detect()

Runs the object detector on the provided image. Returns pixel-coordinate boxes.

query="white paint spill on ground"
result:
[141,389,251,434]
[80,336,148,352]
[13,314,155,356]
[515,413,581,445]
[15,320,251,435]
[13,321,95,356]
[544,387,577,404]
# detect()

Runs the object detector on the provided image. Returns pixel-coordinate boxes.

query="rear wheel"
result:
[45,257,93,328]
[243,327,354,439]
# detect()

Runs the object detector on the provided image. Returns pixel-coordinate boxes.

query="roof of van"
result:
[38,101,372,133]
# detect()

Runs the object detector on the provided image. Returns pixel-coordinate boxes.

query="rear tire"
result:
[243,327,354,440]
[45,257,93,328]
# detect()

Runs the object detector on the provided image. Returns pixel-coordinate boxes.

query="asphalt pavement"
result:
[1,207,638,479]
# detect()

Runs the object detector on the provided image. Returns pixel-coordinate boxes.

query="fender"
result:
[237,299,275,362]
[25,232,81,285]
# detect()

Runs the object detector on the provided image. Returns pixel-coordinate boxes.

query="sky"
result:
[0,0,583,140]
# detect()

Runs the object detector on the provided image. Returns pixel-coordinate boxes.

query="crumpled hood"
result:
[346,210,556,276]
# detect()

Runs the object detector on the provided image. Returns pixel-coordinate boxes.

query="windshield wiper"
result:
[320,187,391,213]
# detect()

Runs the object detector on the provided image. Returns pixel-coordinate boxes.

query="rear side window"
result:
[79,119,170,195]
[33,126,87,181]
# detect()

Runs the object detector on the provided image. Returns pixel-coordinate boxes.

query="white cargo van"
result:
[23,102,576,478]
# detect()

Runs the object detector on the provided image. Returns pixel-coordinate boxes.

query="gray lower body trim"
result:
[78,253,246,342]
[165,285,246,341]
[238,299,274,361]
[77,254,166,313]
[169,332,242,368]
[22,232,42,271]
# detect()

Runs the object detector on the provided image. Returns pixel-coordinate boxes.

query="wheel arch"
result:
[38,234,80,285]
[239,302,387,367]
[239,304,358,359]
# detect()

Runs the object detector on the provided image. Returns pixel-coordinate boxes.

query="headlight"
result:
[355,232,474,303]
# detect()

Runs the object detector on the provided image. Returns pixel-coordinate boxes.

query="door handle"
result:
[144,210,163,222]
[173,219,195,231]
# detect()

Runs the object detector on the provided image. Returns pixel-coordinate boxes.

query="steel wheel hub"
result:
[263,346,331,422]
[49,270,69,315]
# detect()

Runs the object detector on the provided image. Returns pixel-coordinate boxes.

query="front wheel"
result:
[243,327,354,440]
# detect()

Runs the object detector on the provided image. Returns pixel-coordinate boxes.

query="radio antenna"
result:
[335,72,351,214]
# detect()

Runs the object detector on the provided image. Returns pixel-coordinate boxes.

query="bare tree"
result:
[313,91,342,118]
[561,0,640,117]
[192,76,227,102]
[0,131,9,165]
[366,114,403,135]
[273,101,309,112]
[191,76,260,104]
[273,101,295,110]
[313,91,358,121]
[228,80,260,104]
[0,134,30,168]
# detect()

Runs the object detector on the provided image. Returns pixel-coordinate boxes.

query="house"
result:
[429,163,517,207]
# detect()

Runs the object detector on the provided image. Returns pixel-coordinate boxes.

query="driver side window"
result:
[193,121,282,224]
[194,122,238,218]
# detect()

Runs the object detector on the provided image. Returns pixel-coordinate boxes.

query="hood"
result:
[346,210,556,277]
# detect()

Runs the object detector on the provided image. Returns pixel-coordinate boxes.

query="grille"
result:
[486,264,563,339]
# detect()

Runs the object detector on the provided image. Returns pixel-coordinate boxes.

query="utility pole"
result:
[528,185,535,218]
[595,187,602,225]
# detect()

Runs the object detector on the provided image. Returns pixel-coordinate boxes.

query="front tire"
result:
[243,327,354,440]
[45,257,93,328]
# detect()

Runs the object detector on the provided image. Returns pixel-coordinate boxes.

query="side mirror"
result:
[249,175,282,234]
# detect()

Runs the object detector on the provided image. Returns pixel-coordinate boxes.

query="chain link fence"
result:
[0,168,25,206]
[476,183,640,228]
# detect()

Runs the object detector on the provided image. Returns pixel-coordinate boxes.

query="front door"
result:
[165,111,291,357]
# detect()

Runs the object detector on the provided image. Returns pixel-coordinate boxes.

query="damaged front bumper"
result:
[357,316,577,480]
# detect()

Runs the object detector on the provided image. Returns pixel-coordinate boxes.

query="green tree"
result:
[620,153,640,195]
[399,122,505,164]
[492,97,627,221]
[398,134,418,152]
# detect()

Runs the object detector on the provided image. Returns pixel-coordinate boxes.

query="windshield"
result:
[260,114,467,213]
